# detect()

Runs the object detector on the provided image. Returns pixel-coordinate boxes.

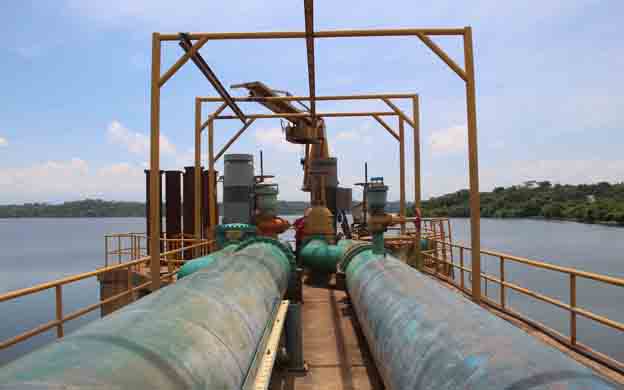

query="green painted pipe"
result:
[372,232,385,254]
[299,238,356,273]
[177,243,238,279]
[0,237,294,390]
[343,248,619,389]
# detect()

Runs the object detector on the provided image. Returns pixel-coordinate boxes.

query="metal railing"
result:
[104,232,204,266]
[422,239,624,374]
[0,238,214,351]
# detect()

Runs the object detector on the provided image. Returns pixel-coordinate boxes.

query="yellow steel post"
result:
[460,248,465,291]
[412,96,421,263]
[500,256,506,308]
[55,285,63,338]
[104,235,109,267]
[208,119,217,246]
[399,118,406,234]
[570,274,577,345]
[149,32,162,291]
[464,26,481,302]
[194,98,202,257]
[127,265,134,303]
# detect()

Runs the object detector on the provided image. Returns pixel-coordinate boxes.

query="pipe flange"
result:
[235,236,296,266]
[339,242,374,273]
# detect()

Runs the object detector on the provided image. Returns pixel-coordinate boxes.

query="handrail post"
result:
[500,256,506,309]
[104,236,109,267]
[55,285,64,338]
[459,247,465,290]
[127,264,134,302]
[117,235,122,264]
[570,274,577,345]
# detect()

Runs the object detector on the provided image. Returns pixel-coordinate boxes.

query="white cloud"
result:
[421,158,624,200]
[107,120,175,157]
[254,128,301,153]
[0,159,145,203]
[335,131,358,141]
[429,124,467,155]
[483,159,624,189]
[0,137,7,147]
[334,129,373,145]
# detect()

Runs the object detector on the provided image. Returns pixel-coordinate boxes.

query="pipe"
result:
[344,250,619,389]
[176,242,238,279]
[299,238,355,273]
[0,238,293,389]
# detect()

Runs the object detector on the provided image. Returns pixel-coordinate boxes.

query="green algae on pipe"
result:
[0,238,293,390]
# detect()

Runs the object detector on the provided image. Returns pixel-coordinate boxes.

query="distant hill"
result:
[420,181,624,225]
[0,199,310,218]
[8,182,621,224]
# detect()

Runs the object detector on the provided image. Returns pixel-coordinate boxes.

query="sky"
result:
[0,1,622,204]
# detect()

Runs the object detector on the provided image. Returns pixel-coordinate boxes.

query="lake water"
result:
[0,217,622,366]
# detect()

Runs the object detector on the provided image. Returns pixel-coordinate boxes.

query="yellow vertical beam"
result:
[464,26,481,302]
[208,119,216,242]
[194,98,202,244]
[412,95,422,265]
[399,118,406,234]
[149,32,162,291]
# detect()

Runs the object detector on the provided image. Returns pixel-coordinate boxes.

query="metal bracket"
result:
[248,300,290,390]
[179,33,247,124]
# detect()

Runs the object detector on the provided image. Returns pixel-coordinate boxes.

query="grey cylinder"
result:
[0,239,292,390]
[223,154,254,224]
[345,251,619,390]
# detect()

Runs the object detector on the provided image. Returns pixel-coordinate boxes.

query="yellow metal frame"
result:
[148,25,481,301]
[195,93,419,241]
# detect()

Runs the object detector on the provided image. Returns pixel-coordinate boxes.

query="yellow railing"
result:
[422,239,624,374]
[104,232,203,266]
[0,238,214,351]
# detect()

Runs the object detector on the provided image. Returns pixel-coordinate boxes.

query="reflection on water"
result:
[1,217,623,366]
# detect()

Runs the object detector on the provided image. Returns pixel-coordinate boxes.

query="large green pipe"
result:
[299,238,355,273]
[344,249,619,389]
[176,242,238,279]
[0,238,294,389]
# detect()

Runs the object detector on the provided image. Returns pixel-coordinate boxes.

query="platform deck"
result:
[270,273,384,390]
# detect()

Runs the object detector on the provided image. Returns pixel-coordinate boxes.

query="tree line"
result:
[0,199,310,218]
[419,181,624,224]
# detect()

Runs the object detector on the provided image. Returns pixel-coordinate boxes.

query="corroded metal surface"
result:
[345,252,621,389]
[0,240,291,389]
[269,273,384,390]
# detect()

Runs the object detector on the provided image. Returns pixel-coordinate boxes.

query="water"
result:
[0,217,622,366]
[0,218,145,366]
[449,218,624,363]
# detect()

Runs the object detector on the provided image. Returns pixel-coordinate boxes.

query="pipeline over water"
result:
[0,238,293,389]
[343,247,620,389]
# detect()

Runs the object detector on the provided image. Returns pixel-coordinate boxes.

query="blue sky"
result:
[0,1,622,203]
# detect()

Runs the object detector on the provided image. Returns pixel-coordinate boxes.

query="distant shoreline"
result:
[447,215,624,227]
[0,199,310,219]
